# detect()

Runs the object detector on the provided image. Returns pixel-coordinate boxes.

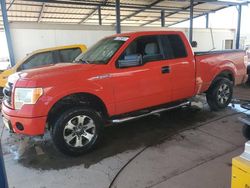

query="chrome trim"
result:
[3,82,13,106]
[63,115,96,148]
[111,101,191,123]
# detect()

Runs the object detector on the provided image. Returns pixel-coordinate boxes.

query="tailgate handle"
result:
[161,66,170,74]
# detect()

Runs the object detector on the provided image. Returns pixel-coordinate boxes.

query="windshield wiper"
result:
[88,60,106,64]
[74,59,89,64]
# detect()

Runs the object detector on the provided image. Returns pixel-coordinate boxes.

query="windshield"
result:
[75,36,128,64]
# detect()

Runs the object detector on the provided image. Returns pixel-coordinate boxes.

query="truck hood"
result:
[7,63,98,87]
[18,63,95,80]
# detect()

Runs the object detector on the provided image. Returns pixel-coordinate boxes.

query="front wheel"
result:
[206,78,233,111]
[51,107,103,156]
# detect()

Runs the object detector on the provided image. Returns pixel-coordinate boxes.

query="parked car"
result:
[231,141,250,188]
[1,31,248,155]
[0,44,87,89]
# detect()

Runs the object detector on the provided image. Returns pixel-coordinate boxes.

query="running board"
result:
[111,101,191,123]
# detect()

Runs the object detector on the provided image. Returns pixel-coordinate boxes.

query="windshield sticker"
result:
[114,37,129,41]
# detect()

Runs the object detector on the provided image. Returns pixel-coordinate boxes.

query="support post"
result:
[161,10,165,27]
[98,6,102,25]
[236,4,242,49]
[38,3,46,23]
[0,144,8,188]
[0,0,15,66]
[115,0,121,33]
[189,0,194,43]
[205,13,209,29]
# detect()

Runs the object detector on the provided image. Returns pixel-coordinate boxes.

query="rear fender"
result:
[208,60,236,88]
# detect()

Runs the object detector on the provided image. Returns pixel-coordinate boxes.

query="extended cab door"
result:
[112,35,172,115]
[160,34,196,101]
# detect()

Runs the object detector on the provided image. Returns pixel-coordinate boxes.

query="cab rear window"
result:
[161,35,187,59]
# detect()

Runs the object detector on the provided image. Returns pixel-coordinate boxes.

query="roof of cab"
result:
[110,30,185,38]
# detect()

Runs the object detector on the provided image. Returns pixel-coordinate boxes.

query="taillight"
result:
[244,55,248,67]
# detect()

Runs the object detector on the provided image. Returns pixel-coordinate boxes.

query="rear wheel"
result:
[51,107,103,156]
[206,78,233,111]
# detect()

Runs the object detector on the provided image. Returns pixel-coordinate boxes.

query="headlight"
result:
[14,88,43,110]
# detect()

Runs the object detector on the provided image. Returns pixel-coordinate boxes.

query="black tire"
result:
[206,78,233,111]
[50,107,104,156]
[242,125,250,140]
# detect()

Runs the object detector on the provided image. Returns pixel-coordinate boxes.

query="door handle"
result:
[161,66,170,74]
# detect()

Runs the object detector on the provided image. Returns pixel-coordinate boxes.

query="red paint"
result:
[2,105,46,135]
[2,31,248,136]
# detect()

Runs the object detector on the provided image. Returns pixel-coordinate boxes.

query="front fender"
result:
[39,80,115,117]
[9,79,115,118]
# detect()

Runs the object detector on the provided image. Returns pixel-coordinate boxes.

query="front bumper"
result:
[1,103,47,136]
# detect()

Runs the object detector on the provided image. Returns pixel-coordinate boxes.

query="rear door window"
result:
[58,48,81,62]
[161,35,187,59]
[21,51,54,70]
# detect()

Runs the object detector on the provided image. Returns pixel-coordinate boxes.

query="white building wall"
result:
[9,22,236,62]
[192,28,236,51]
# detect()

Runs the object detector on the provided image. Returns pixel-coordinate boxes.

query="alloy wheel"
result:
[217,83,231,105]
[63,115,96,148]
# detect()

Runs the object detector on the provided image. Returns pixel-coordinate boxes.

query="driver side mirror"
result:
[118,54,142,68]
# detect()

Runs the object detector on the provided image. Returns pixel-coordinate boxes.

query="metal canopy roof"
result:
[0,0,248,29]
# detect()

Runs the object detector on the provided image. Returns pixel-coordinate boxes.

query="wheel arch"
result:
[209,69,235,90]
[213,69,235,83]
[47,92,109,130]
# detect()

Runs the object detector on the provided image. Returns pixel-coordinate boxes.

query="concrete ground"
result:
[1,84,250,188]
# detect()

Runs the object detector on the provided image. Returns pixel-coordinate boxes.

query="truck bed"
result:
[194,49,247,94]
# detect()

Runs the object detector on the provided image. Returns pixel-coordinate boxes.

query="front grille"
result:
[3,82,13,106]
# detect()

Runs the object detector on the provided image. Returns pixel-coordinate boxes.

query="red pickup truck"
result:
[2,31,248,155]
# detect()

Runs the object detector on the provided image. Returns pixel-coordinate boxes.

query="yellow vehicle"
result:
[231,141,250,188]
[0,44,87,88]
